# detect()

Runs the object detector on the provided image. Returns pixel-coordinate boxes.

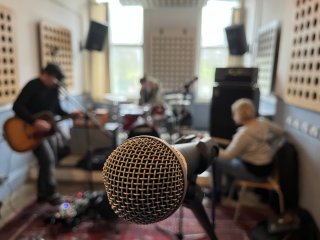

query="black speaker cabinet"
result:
[209,85,260,140]
[225,24,248,56]
[85,20,108,51]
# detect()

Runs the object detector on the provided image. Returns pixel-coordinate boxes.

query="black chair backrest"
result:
[273,140,299,211]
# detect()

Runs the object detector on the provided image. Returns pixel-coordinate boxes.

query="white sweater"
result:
[218,117,284,165]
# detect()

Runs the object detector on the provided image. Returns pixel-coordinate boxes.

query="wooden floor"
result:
[0,152,270,238]
[1,152,212,229]
[0,180,105,228]
[0,182,36,228]
[0,182,275,240]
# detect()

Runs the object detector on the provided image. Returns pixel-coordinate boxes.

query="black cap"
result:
[42,63,65,81]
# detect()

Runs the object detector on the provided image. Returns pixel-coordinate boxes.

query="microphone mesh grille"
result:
[103,136,186,224]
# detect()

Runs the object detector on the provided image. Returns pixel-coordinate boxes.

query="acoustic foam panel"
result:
[39,21,73,87]
[150,28,196,92]
[255,21,280,96]
[285,0,320,112]
[0,5,19,105]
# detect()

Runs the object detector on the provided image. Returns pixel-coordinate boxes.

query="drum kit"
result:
[104,78,196,142]
[106,94,193,142]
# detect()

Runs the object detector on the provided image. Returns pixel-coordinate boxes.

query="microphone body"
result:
[174,138,219,179]
[102,136,218,225]
[184,76,198,90]
[53,78,65,87]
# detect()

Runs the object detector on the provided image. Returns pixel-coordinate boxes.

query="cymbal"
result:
[163,93,184,101]
[168,99,191,106]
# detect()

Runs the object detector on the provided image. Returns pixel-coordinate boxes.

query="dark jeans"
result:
[215,158,269,199]
[32,136,58,198]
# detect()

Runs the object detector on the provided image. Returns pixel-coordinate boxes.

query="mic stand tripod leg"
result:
[183,181,218,240]
[155,206,204,240]
[155,209,183,240]
[155,181,218,240]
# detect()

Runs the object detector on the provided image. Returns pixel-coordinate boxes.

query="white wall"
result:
[253,0,320,228]
[0,0,89,215]
[0,0,88,94]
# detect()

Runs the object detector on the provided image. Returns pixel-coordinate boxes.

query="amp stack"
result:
[209,67,260,140]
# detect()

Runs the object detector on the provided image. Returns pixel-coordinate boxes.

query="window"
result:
[198,0,239,101]
[109,1,143,98]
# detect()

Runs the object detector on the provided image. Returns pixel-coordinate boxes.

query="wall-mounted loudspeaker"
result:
[85,20,108,51]
[225,24,248,56]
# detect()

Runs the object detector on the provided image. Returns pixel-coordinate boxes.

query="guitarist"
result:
[12,63,81,205]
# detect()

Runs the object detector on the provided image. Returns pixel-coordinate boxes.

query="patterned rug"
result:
[0,199,275,240]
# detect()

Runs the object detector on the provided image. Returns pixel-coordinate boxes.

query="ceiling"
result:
[118,0,209,8]
[54,0,88,11]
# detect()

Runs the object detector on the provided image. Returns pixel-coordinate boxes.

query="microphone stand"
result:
[183,77,198,97]
[155,136,218,240]
[211,147,218,229]
[156,177,218,240]
[172,77,197,136]
[84,112,94,191]
[184,180,218,240]
[57,83,112,191]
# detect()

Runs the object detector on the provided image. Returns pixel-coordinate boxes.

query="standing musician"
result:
[12,63,81,205]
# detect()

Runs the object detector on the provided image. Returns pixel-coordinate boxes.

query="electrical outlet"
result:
[286,116,293,126]
[292,118,300,129]
[308,125,319,138]
[300,121,309,134]
[286,116,320,141]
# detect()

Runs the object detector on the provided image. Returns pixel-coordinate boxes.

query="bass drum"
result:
[127,118,159,139]
[128,124,159,139]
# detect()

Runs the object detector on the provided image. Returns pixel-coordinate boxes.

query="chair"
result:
[228,137,286,221]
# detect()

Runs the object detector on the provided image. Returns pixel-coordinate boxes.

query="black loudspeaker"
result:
[209,85,260,140]
[85,20,108,51]
[225,24,248,55]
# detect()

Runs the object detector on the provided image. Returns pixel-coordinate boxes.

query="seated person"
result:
[138,75,162,107]
[215,98,284,201]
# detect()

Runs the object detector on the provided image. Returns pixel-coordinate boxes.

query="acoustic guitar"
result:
[3,111,67,152]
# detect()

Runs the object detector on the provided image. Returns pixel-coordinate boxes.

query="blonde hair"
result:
[231,98,256,123]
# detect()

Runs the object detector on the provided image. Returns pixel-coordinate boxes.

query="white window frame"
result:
[108,2,144,100]
[197,0,240,102]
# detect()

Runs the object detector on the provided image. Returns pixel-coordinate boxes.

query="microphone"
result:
[102,135,219,225]
[53,78,63,87]
[184,76,198,93]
